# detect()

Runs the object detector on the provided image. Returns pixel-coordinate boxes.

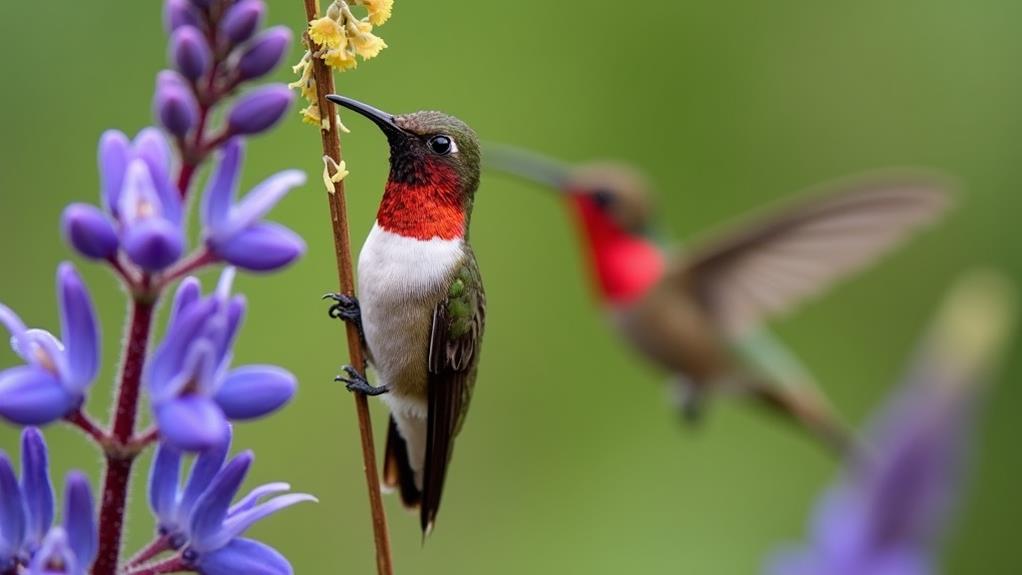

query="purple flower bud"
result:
[236,27,292,81]
[227,85,293,136]
[164,0,200,33]
[170,26,212,81]
[154,71,199,137]
[122,218,185,272]
[61,204,119,260]
[221,0,265,45]
[188,0,212,10]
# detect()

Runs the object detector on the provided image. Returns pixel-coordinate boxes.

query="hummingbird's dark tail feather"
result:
[383,416,422,510]
[742,377,858,457]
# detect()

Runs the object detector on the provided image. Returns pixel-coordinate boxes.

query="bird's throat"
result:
[377,165,466,241]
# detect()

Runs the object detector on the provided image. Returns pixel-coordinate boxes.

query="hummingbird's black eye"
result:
[427,135,456,156]
[592,189,615,208]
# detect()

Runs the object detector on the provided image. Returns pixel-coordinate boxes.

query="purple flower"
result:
[221,0,265,45]
[0,264,99,425]
[236,27,292,81]
[179,451,314,575]
[226,85,293,136]
[768,273,1014,575]
[63,129,185,271]
[201,139,305,272]
[163,0,200,33]
[26,473,97,575]
[146,269,298,451]
[170,25,212,81]
[0,429,95,574]
[155,70,200,137]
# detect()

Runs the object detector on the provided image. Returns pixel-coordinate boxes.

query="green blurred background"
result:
[1,1,1020,573]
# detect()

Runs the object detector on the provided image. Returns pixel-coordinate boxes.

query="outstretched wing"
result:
[671,177,951,337]
[422,254,486,534]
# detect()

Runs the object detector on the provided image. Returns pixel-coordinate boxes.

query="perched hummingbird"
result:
[486,146,950,452]
[323,95,485,535]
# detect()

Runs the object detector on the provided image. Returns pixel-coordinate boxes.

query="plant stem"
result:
[93,298,156,575]
[300,1,393,573]
[124,555,187,575]
[65,409,107,444]
[124,536,172,569]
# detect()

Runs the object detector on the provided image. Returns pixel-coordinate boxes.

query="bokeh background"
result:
[1,1,1020,573]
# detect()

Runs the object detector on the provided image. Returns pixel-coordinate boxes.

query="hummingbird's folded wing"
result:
[670,175,952,337]
[422,258,486,535]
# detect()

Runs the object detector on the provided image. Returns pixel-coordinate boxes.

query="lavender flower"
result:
[181,451,314,575]
[0,264,99,425]
[147,268,297,451]
[170,25,212,81]
[164,0,200,33]
[155,71,200,137]
[236,27,293,82]
[768,272,1016,575]
[221,0,265,45]
[227,85,293,136]
[63,128,184,271]
[201,139,306,272]
[0,429,97,574]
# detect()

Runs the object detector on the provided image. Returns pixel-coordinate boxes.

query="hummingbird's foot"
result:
[334,365,390,396]
[323,292,366,342]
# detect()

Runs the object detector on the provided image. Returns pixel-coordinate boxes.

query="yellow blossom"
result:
[349,29,387,60]
[308,16,346,49]
[301,104,322,126]
[322,47,359,71]
[322,156,350,193]
[360,0,393,26]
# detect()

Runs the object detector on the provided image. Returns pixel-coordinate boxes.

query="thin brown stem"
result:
[93,298,156,575]
[300,1,393,573]
[155,248,217,290]
[124,536,172,569]
[123,555,187,575]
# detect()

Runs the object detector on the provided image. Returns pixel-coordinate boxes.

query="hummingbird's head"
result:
[326,95,481,198]
[483,144,654,236]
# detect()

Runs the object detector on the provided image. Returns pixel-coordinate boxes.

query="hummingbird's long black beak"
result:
[326,94,407,139]
[483,143,572,192]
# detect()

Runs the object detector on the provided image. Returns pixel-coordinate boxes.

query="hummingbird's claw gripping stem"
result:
[335,365,390,396]
[323,292,366,344]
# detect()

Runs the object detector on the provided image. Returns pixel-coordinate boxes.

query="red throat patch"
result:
[377,163,465,240]
[570,195,664,306]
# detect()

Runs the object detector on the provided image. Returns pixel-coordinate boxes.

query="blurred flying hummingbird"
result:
[323,95,485,535]
[486,146,950,452]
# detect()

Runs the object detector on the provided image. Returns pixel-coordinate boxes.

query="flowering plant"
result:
[0,1,314,573]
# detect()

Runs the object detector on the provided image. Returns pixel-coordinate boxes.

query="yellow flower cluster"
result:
[291,0,394,129]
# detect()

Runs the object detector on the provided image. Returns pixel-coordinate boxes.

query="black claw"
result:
[323,292,361,323]
[334,365,390,396]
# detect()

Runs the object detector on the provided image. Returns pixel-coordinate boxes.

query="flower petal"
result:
[155,397,229,452]
[0,366,77,425]
[212,493,315,551]
[216,170,305,242]
[0,454,25,558]
[202,139,244,232]
[57,263,100,390]
[133,128,181,224]
[147,298,217,398]
[168,277,202,331]
[21,427,55,548]
[178,426,233,527]
[63,471,96,567]
[194,537,292,575]
[148,443,182,528]
[188,451,253,553]
[98,130,130,214]
[228,483,290,517]
[213,222,305,272]
[123,218,185,272]
[27,527,80,575]
[118,160,164,227]
[61,204,120,261]
[0,303,32,363]
[215,365,296,420]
